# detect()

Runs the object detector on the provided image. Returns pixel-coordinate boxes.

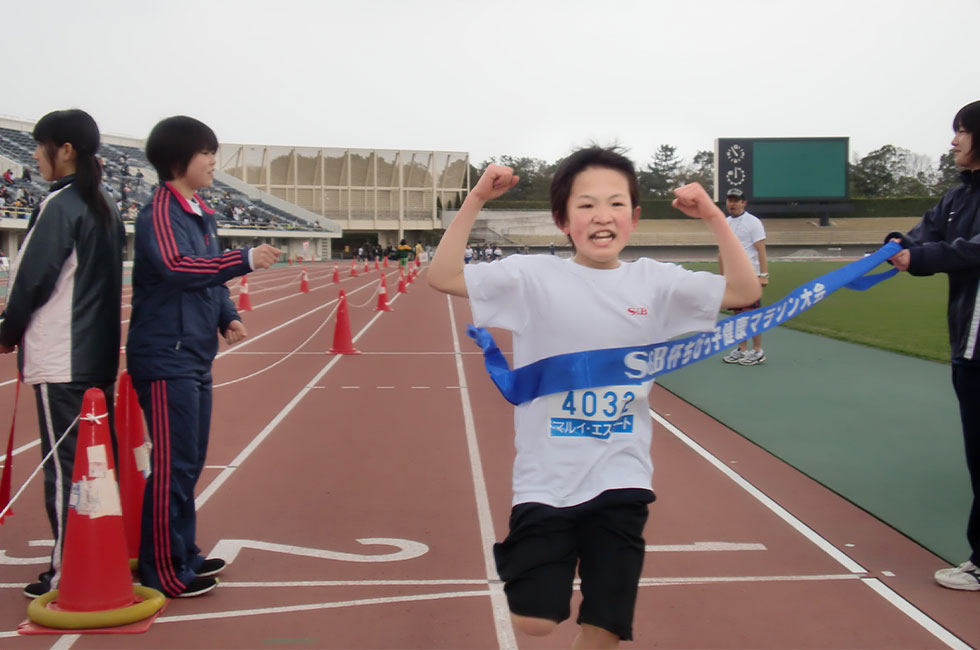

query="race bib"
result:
[546,386,644,440]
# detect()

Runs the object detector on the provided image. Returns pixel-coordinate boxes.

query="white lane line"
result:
[447,295,517,650]
[0,438,39,462]
[221,579,489,587]
[646,542,767,552]
[653,408,970,650]
[639,573,860,586]
[861,578,970,650]
[195,292,400,509]
[214,281,375,360]
[650,408,867,574]
[155,590,490,624]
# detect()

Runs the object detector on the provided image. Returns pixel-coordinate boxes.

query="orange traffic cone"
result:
[24,388,165,631]
[364,261,370,274]
[383,257,389,268]
[416,256,421,268]
[406,267,415,285]
[333,263,340,284]
[350,260,358,277]
[376,274,393,312]
[328,290,361,354]
[300,268,310,293]
[397,268,408,293]
[375,260,380,271]
[114,372,149,567]
[288,258,293,266]
[238,275,252,311]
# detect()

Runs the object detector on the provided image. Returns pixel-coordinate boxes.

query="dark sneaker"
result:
[196,558,226,577]
[935,561,980,591]
[176,576,219,598]
[24,581,50,599]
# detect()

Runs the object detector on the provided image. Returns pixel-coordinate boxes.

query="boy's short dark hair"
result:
[549,146,639,230]
[145,116,218,182]
[954,101,980,161]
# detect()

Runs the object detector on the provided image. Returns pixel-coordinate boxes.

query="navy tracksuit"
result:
[890,169,980,565]
[126,183,252,596]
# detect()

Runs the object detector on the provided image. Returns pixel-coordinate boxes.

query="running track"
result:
[0,262,977,649]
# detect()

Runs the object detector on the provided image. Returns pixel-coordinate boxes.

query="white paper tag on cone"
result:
[69,470,123,518]
[87,444,108,478]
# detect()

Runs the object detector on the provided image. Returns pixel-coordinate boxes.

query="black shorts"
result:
[493,488,654,641]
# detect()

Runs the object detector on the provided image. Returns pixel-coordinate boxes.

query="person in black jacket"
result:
[888,100,980,591]
[0,109,125,599]
[126,116,280,598]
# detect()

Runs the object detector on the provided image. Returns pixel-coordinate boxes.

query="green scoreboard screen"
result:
[714,137,849,202]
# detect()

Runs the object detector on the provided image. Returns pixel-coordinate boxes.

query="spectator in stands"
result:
[21,166,32,182]
[2,169,13,184]
[887,100,980,592]
[720,188,769,366]
[126,115,282,598]
[0,109,125,600]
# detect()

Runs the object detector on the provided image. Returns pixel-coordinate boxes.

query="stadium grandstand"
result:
[216,143,470,254]
[1,116,471,264]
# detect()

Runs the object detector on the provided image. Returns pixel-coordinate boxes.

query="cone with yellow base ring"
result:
[26,388,165,631]
[237,275,252,311]
[376,273,393,312]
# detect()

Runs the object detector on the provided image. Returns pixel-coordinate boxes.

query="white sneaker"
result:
[935,561,980,591]
[738,349,766,366]
[723,349,745,364]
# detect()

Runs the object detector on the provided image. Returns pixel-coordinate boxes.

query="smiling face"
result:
[560,166,640,269]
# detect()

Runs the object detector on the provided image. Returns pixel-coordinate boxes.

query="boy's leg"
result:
[134,377,206,596]
[493,503,578,635]
[575,492,652,643]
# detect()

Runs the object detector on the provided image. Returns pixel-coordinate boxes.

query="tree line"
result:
[473,144,961,202]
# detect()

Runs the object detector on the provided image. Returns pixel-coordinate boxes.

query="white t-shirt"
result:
[726,211,766,273]
[465,255,725,507]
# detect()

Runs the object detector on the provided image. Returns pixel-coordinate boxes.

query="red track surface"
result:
[1,263,977,649]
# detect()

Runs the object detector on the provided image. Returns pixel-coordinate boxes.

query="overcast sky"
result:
[2,0,975,169]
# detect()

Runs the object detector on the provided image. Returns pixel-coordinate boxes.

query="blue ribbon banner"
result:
[468,242,901,405]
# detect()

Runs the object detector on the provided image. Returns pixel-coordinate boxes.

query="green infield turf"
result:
[679,259,951,364]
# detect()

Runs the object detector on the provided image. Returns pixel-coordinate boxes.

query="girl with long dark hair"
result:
[0,109,126,598]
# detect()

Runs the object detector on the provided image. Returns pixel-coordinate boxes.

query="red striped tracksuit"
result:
[126,183,252,596]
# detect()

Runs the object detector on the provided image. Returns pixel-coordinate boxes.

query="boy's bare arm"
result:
[427,164,518,297]
[672,183,760,309]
